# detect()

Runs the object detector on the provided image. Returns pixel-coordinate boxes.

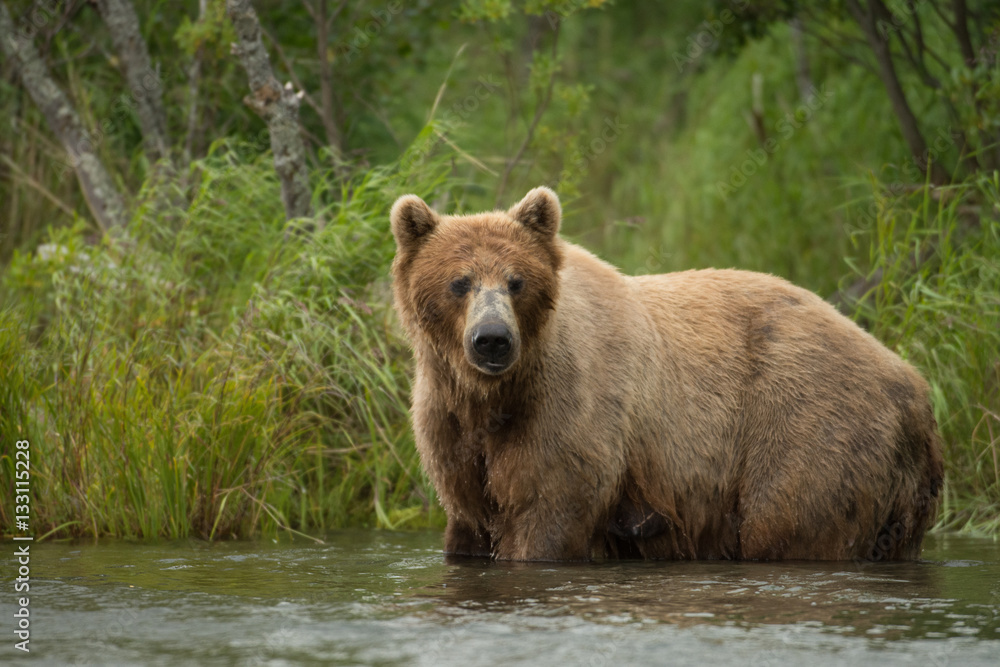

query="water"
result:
[3,531,998,666]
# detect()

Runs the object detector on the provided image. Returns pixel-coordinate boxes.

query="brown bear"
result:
[390,186,943,562]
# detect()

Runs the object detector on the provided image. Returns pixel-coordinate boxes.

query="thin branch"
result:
[312,0,343,156]
[908,1,930,72]
[435,129,497,177]
[893,29,942,89]
[353,92,401,147]
[0,153,76,217]
[845,0,949,184]
[495,19,561,207]
[887,10,940,89]
[928,0,957,30]
[42,0,83,54]
[895,3,954,75]
[797,19,879,77]
[327,0,347,30]
[951,0,977,66]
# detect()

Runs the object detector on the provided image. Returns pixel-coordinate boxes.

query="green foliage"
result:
[174,0,235,59]
[0,139,456,539]
[849,174,1000,533]
[459,0,612,23]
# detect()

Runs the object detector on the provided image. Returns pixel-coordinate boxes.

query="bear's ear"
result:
[508,187,561,239]
[390,195,439,251]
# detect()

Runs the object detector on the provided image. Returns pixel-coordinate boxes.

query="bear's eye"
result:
[508,278,524,294]
[450,277,472,297]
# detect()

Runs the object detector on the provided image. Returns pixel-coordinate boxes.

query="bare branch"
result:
[951,0,977,66]
[327,0,347,31]
[928,0,957,31]
[796,16,879,77]
[353,92,401,147]
[0,154,76,218]
[313,0,343,156]
[887,7,940,89]
[845,0,949,184]
[42,0,83,54]
[0,1,127,229]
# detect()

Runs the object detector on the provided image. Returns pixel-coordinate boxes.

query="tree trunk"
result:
[184,0,208,162]
[0,2,127,230]
[846,0,949,185]
[95,0,171,164]
[226,0,313,221]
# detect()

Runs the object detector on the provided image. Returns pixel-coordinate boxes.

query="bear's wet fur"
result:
[390,187,943,561]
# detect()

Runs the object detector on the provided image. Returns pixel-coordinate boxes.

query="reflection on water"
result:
[1,531,997,666]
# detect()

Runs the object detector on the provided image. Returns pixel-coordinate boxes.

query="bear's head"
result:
[391,187,563,382]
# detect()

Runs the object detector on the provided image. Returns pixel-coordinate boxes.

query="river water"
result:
[2,531,998,666]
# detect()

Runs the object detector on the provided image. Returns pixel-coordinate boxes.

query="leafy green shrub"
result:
[0,137,455,540]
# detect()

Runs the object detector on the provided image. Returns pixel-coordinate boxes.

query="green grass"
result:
[848,174,1000,534]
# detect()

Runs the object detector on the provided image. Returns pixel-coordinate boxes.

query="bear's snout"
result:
[472,323,513,365]
[464,288,520,375]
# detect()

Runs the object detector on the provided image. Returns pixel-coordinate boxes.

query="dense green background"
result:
[1,0,998,540]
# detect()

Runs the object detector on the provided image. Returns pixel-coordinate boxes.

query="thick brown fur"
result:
[390,188,944,562]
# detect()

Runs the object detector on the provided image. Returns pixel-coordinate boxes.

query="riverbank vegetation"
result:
[1,0,997,540]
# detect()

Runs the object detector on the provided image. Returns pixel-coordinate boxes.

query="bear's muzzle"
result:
[464,288,520,374]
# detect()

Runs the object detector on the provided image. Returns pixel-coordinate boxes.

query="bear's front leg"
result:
[491,495,597,561]
[444,517,492,557]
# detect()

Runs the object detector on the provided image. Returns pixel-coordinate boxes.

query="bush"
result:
[0,138,455,539]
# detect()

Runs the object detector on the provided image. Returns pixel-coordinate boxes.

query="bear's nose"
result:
[472,323,512,361]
